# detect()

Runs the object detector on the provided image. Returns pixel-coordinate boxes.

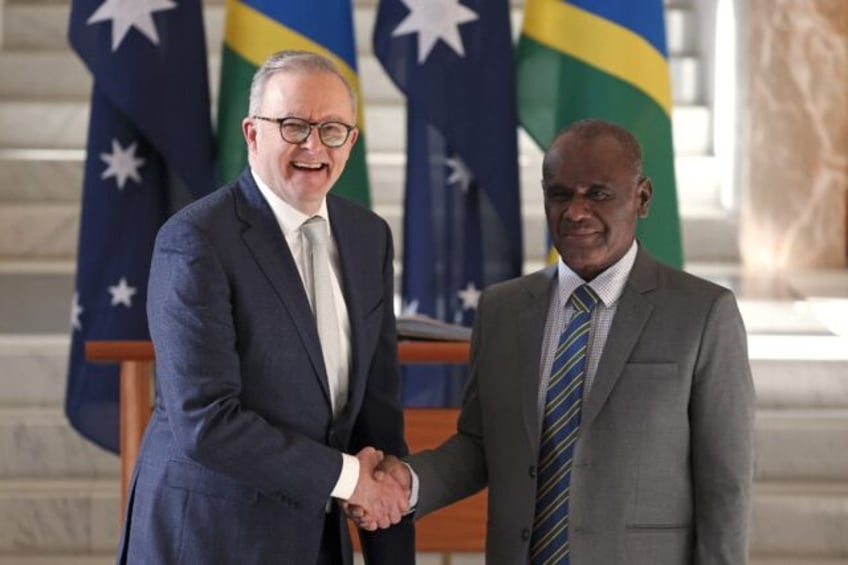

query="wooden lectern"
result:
[85,340,486,553]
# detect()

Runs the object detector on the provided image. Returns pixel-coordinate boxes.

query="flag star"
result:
[392,0,479,64]
[446,155,473,193]
[87,0,177,51]
[457,282,481,310]
[402,299,420,316]
[109,277,138,308]
[100,139,145,190]
[70,292,83,331]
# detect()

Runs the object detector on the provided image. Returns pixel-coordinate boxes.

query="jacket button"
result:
[528,465,536,478]
[521,528,530,541]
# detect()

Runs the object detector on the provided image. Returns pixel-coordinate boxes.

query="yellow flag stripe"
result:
[521,0,671,115]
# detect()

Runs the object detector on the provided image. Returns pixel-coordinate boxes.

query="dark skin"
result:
[543,130,653,281]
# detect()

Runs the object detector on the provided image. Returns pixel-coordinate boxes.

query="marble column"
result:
[739,0,847,270]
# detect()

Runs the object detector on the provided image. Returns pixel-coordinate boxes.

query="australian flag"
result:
[374,0,522,405]
[66,0,216,452]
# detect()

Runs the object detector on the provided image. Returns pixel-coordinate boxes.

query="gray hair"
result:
[248,50,357,118]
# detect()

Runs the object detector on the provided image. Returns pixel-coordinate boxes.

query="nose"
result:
[299,126,323,150]
[563,195,592,221]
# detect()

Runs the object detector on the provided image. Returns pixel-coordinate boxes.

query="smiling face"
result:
[243,70,358,215]
[543,129,652,281]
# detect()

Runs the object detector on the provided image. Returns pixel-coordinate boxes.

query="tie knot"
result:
[569,284,599,313]
[302,216,328,247]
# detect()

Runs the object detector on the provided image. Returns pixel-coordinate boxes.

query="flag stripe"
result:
[216,46,254,184]
[564,0,667,56]
[333,132,371,205]
[521,0,671,116]
[223,0,367,129]
[233,0,357,69]
[517,32,683,271]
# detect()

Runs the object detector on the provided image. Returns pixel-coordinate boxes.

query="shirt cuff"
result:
[405,462,420,510]
[331,453,360,500]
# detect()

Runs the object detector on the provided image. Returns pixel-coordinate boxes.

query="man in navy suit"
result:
[117,50,413,564]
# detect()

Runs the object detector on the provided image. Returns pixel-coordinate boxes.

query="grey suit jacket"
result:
[117,169,413,564]
[408,247,755,565]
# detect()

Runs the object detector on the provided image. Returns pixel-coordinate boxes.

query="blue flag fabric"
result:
[374,0,523,406]
[67,0,216,452]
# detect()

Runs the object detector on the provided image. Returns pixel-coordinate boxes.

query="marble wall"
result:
[740,0,848,270]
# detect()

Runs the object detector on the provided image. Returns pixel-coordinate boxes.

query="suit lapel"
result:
[582,248,657,427]
[518,268,556,456]
[326,196,365,425]
[233,171,332,406]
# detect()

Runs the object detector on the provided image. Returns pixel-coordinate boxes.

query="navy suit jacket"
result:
[117,169,414,564]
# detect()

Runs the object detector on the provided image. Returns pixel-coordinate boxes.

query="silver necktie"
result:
[302,216,344,416]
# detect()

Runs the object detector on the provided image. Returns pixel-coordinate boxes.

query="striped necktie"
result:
[530,284,600,564]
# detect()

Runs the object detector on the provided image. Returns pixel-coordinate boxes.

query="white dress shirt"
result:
[252,170,359,500]
[537,240,638,429]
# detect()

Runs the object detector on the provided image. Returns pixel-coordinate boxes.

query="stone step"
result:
[0,336,69,406]
[0,150,83,204]
[0,557,115,565]
[755,410,848,482]
[3,557,843,565]
[0,198,740,264]
[0,148,723,212]
[0,149,718,222]
[2,403,846,483]
[1,2,702,66]
[753,360,848,410]
[0,47,703,108]
[4,333,844,408]
[0,553,470,565]
[0,99,714,156]
[0,408,117,479]
[0,478,120,555]
[0,555,471,565]
[750,560,848,565]
[751,481,848,559]
[0,204,78,260]
[0,477,843,557]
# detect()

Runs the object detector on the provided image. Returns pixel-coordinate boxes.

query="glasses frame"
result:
[252,115,356,148]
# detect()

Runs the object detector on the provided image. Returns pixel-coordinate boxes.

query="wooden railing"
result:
[85,340,485,552]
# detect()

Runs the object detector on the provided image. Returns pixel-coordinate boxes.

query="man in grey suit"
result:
[355,119,755,564]
[117,51,413,564]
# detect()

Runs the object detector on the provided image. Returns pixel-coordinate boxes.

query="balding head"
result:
[543,119,643,184]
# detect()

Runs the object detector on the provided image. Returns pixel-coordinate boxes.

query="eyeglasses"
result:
[252,116,355,148]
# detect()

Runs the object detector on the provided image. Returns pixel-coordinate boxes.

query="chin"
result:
[562,253,604,276]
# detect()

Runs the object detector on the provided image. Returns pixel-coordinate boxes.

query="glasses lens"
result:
[279,119,310,144]
[318,122,350,148]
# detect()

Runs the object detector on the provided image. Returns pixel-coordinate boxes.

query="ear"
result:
[242,117,258,152]
[347,126,359,148]
[636,176,653,218]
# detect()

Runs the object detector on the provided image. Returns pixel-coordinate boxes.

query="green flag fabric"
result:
[517,0,683,267]
[217,0,371,206]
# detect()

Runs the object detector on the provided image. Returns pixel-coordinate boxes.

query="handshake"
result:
[343,447,412,531]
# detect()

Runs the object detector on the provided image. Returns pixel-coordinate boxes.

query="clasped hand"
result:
[342,448,412,531]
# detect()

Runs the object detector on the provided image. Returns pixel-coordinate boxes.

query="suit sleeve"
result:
[148,216,342,512]
[404,290,490,517]
[348,219,415,564]
[691,289,755,565]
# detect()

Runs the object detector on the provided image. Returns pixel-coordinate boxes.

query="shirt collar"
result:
[556,239,638,309]
[251,168,329,236]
